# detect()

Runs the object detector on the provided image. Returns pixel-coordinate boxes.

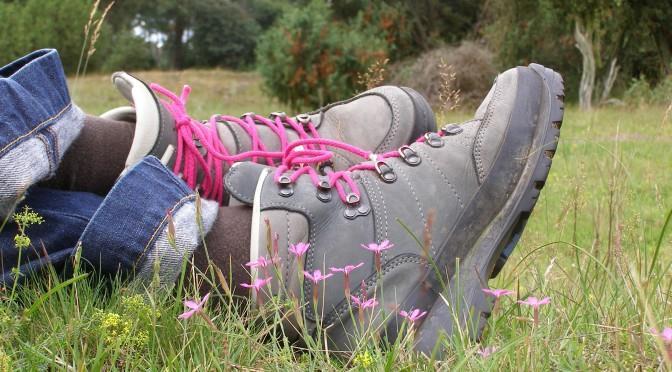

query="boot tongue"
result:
[107,72,177,168]
[224,162,270,206]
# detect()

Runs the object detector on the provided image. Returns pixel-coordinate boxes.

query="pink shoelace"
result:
[272,133,440,204]
[150,83,327,204]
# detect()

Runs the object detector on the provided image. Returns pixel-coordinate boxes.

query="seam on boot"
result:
[415,146,466,209]
[395,166,434,255]
[474,79,504,183]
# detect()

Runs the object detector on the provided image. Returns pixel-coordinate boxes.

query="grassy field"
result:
[0,69,670,370]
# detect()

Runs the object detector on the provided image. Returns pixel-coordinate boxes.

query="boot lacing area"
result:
[150,83,326,204]
[272,124,464,206]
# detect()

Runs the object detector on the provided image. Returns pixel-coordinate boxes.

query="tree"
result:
[553,0,626,110]
[129,0,196,69]
[483,0,671,105]
[191,0,261,69]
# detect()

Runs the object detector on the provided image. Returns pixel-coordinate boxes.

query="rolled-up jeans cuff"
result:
[78,156,218,285]
[0,49,84,217]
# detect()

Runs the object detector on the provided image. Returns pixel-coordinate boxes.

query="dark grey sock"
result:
[42,115,134,195]
[191,205,252,296]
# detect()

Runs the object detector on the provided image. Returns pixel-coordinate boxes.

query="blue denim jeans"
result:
[0,49,219,286]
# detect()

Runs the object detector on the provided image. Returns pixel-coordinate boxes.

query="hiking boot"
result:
[223,64,564,352]
[102,72,436,204]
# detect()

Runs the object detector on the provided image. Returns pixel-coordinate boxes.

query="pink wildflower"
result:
[178,293,210,320]
[350,295,378,310]
[399,308,428,323]
[650,327,672,344]
[272,232,280,258]
[240,277,273,293]
[330,263,365,275]
[518,296,551,308]
[303,269,333,284]
[482,288,515,315]
[482,288,515,298]
[289,242,310,257]
[518,296,551,327]
[304,269,332,304]
[361,240,394,272]
[330,262,364,298]
[477,346,498,358]
[361,240,394,254]
[245,255,280,269]
[650,327,672,361]
[350,286,377,326]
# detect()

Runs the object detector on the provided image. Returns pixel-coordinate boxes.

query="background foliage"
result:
[0,0,669,107]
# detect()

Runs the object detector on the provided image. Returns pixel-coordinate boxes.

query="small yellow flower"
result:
[0,350,12,372]
[353,350,374,369]
[13,235,31,249]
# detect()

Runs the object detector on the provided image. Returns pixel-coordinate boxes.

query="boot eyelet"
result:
[240,112,255,119]
[296,113,311,128]
[278,175,294,197]
[318,160,334,175]
[270,112,286,120]
[375,161,397,183]
[398,145,421,166]
[344,193,370,219]
[424,132,444,148]
[317,179,332,202]
[441,123,463,135]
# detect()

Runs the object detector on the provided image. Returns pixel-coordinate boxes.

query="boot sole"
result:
[400,87,438,140]
[412,64,564,356]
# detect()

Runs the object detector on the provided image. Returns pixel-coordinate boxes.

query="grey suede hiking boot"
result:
[223,64,564,353]
[103,72,436,204]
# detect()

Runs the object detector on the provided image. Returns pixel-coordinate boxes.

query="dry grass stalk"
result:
[357,58,389,91]
[75,0,101,80]
[663,99,672,126]
[75,0,114,83]
[88,1,114,59]
[438,58,461,113]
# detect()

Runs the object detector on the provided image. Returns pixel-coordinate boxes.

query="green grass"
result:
[0,69,670,370]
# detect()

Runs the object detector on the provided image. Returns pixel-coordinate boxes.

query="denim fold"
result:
[78,156,219,285]
[0,49,84,218]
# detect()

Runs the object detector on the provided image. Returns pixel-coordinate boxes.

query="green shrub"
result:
[350,2,413,60]
[97,31,156,72]
[0,0,148,74]
[388,42,497,109]
[0,0,92,72]
[256,0,388,110]
[624,74,672,105]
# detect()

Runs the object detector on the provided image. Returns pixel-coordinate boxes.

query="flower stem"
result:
[312,282,318,304]
[198,312,218,331]
[358,307,364,329]
[533,308,539,327]
[493,297,501,316]
[344,275,351,299]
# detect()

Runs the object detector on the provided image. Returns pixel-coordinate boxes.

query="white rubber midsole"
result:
[249,167,271,305]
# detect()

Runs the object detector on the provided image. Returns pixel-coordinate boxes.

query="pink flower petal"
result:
[477,346,498,358]
[178,309,196,320]
[661,328,672,343]
[184,300,200,310]
[482,288,514,298]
